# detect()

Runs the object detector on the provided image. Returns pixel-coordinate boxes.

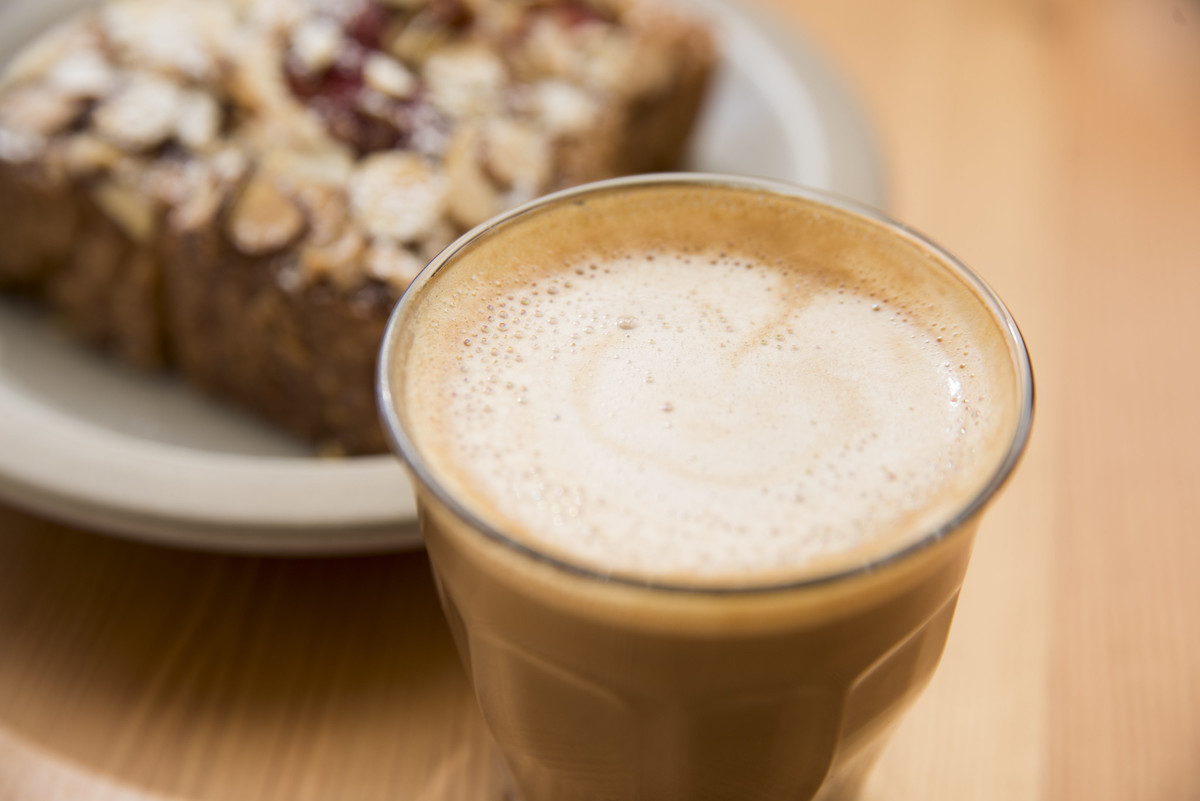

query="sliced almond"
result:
[225,35,289,113]
[175,90,222,152]
[92,180,158,243]
[386,9,454,67]
[62,134,124,175]
[533,80,600,137]
[482,117,550,190]
[228,36,337,152]
[210,146,251,185]
[349,151,447,242]
[158,146,246,232]
[0,16,101,91]
[101,0,234,82]
[0,85,86,138]
[286,181,351,247]
[290,17,344,75]
[300,228,367,290]
[444,124,499,229]
[363,53,417,99]
[261,146,355,190]
[170,169,225,232]
[515,17,576,80]
[424,43,506,119]
[227,173,306,255]
[243,0,307,36]
[0,128,44,163]
[133,158,195,207]
[364,237,425,289]
[46,49,117,99]
[92,73,183,151]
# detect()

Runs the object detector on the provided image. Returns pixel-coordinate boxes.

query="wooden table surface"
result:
[3,0,1199,798]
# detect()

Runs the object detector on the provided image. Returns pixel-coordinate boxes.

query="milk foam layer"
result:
[405,250,992,582]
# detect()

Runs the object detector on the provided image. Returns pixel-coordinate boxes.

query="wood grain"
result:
[3,0,1200,798]
[0,509,507,800]
[766,1,1200,799]
[1052,2,1200,797]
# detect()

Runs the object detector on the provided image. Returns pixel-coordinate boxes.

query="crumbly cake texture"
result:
[0,0,714,454]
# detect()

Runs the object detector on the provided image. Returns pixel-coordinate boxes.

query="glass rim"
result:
[377,172,1035,595]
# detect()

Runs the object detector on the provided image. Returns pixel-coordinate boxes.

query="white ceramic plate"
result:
[0,0,885,553]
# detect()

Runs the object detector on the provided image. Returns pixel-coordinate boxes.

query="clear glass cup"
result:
[378,174,1034,801]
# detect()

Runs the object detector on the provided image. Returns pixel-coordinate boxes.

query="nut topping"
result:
[92,73,184,151]
[0,85,86,139]
[227,173,307,255]
[424,43,505,119]
[481,117,549,190]
[290,17,345,75]
[363,53,417,99]
[0,16,101,91]
[349,151,446,241]
[169,167,224,231]
[364,236,425,288]
[101,0,234,82]
[517,16,576,79]
[300,227,367,289]
[443,123,497,228]
[61,134,125,174]
[92,180,158,242]
[175,90,223,152]
[46,50,117,99]
[533,80,599,136]
[0,0,714,300]
[385,1,471,66]
[0,128,45,163]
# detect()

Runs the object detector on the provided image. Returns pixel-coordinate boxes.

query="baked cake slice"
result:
[0,0,715,453]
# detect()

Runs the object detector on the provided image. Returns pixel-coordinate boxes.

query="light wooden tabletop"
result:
[3,0,1199,798]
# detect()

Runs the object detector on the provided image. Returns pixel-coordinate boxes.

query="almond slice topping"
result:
[349,152,447,241]
[92,73,183,151]
[227,173,307,255]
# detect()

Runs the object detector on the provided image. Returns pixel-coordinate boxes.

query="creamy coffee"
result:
[398,182,1012,588]
[404,248,992,584]
[380,176,1032,801]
